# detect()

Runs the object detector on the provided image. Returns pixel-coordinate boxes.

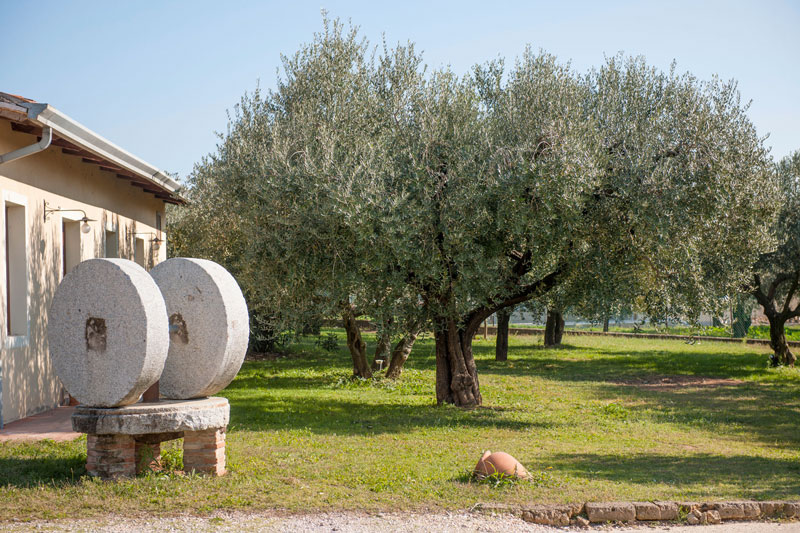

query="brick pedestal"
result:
[86,434,135,479]
[135,441,162,474]
[183,428,226,476]
[74,398,230,479]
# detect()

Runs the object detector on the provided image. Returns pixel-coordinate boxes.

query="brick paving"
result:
[0,406,80,442]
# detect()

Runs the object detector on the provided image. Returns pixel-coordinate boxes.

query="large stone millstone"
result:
[150,258,249,399]
[48,259,169,407]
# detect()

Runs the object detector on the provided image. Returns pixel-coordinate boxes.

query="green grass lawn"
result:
[1,331,799,519]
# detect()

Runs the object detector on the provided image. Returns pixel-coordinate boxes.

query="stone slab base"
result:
[72,397,229,435]
[472,500,800,527]
[78,398,230,480]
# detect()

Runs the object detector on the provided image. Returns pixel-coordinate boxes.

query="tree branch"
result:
[464,264,566,337]
[781,270,800,317]
[750,274,771,310]
[768,273,793,303]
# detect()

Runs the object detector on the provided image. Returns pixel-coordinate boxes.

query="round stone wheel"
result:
[150,258,249,399]
[48,258,169,407]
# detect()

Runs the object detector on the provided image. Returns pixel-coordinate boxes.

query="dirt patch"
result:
[613,375,745,389]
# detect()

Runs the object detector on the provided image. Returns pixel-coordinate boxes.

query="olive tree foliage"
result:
[170,18,779,406]
[580,57,777,321]
[406,55,778,406]
[170,19,425,376]
[747,150,800,366]
[531,58,780,345]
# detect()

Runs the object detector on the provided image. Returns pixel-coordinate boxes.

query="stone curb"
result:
[471,500,800,527]
[72,397,229,435]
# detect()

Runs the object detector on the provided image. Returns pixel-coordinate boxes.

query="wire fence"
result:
[494,297,800,341]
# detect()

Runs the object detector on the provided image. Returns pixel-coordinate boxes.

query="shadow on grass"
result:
[598,381,800,451]
[229,395,556,434]
[547,452,800,498]
[475,341,800,450]
[0,455,85,488]
[230,335,800,449]
[228,373,340,391]
[478,345,772,382]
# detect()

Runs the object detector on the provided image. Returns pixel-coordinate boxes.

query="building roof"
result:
[0,92,185,204]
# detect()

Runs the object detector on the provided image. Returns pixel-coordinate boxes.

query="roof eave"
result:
[21,102,185,201]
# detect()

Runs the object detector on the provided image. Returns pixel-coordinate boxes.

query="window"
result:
[62,220,81,276]
[104,230,118,258]
[134,237,145,267]
[4,197,27,337]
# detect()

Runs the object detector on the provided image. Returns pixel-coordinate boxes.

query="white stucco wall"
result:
[0,121,169,424]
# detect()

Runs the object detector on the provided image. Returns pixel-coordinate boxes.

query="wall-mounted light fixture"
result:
[131,231,163,251]
[44,200,94,234]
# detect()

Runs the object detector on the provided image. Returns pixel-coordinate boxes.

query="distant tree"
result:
[494,306,514,361]
[747,151,800,366]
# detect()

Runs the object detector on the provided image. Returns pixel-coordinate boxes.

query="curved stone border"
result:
[72,397,229,435]
[471,500,800,527]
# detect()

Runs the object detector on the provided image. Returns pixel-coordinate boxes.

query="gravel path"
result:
[3,512,800,532]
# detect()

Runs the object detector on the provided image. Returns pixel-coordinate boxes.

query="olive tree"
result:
[747,151,800,366]
[404,56,777,406]
[179,19,425,378]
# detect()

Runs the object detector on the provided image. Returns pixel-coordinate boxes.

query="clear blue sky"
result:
[2,0,798,181]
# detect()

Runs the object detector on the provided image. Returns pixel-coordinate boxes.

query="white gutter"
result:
[22,103,182,195]
[0,125,52,165]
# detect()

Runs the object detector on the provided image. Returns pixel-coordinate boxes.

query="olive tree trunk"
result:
[431,269,565,407]
[342,307,372,378]
[751,273,799,368]
[434,318,482,407]
[495,308,512,361]
[768,315,796,367]
[602,316,610,333]
[371,330,392,371]
[385,333,418,379]
[544,308,564,346]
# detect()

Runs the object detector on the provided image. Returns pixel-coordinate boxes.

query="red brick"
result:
[85,434,136,479]
[135,442,162,474]
[182,428,227,477]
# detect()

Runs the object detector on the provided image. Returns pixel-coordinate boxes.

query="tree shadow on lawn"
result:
[233,336,798,448]
[478,344,773,383]
[228,394,559,435]
[228,372,343,391]
[0,454,85,488]
[597,381,800,451]
[474,344,800,451]
[546,452,800,499]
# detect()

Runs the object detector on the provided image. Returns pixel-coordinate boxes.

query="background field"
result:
[1,331,798,519]
[512,323,800,341]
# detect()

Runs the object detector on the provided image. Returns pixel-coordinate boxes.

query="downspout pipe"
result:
[0,126,53,165]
